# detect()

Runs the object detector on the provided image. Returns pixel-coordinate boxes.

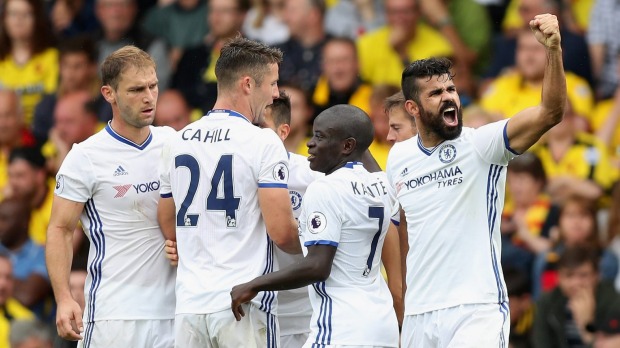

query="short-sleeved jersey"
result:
[299,162,399,347]
[55,124,177,322]
[275,152,323,336]
[159,110,290,315]
[386,120,518,315]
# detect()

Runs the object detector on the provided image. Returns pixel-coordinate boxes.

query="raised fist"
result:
[529,13,561,49]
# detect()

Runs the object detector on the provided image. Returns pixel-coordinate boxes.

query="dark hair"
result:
[8,147,45,169]
[401,57,454,104]
[101,46,156,90]
[558,195,599,249]
[268,91,291,127]
[0,0,54,60]
[507,152,547,187]
[323,36,357,58]
[215,36,283,90]
[558,246,600,272]
[59,35,98,63]
[503,267,531,297]
[320,104,373,155]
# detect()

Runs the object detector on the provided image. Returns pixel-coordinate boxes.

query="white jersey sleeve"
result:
[158,135,174,197]
[258,130,290,188]
[55,146,96,202]
[300,179,343,248]
[471,119,519,165]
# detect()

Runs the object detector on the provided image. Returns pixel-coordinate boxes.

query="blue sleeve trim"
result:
[160,192,173,198]
[304,240,339,247]
[503,121,520,155]
[258,183,288,189]
[391,219,400,226]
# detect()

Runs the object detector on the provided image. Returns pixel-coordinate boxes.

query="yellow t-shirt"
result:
[0,48,59,126]
[480,71,593,121]
[590,98,620,157]
[531,132,619,192]
[0,298,35,348]
[29,180,55,245]
[357,23,454,86]
[502,0,593,33]
[312,76,373,115]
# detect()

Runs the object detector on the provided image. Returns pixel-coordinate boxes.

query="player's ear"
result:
[277,124,290,141]
[241,76,252,94]
[101,85,115,104]
[342,137,356,156]
[405,99,419,118]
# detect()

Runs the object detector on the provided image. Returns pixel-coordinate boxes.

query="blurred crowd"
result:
[0,0,619,347]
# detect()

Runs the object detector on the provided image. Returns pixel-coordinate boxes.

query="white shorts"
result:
[401,302,510,348]
[78,319,174,348]
[281,332,308,348]
[174,304,279,348]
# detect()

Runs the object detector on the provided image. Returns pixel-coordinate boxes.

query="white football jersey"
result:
[159,110,290,315]
[55,124,177,322]
[299,162,399,347]
[386,119,518,315]
[275,152,322,336]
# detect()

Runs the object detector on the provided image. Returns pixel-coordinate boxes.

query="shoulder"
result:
[151,125,177,138]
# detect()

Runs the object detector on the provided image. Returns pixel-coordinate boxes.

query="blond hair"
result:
[101,46,156,90]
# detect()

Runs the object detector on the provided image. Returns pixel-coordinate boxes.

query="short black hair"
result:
[318,104,374,155]
[402,57,454,104]
[59,35,98,63]
[268,91,291,127]
[9,147,46,169]
[558,246,600,272]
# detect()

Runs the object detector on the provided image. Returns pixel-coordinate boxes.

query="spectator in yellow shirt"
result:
[481,29,593,130]
[356,0,453,87]
[0,254,35,348]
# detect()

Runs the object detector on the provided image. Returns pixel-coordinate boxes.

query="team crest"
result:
[290,191,302,210]
[55,175,64,194]
[272,162,289,182]
[438,144,457,164]
[307,212,327,234]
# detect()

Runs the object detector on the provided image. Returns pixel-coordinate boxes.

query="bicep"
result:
[258,187,295,236]
[47,196,84,238]
[505,106,550,154]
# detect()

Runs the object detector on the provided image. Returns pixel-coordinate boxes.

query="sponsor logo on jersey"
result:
[112,180,160,198]
[55,175,64,194]
[273,162,289,182]
[114,165,129,176]
[438,144,457,163]
[308,212,327,234]
[290,191,302,210]
[398,166,463,191]
[400,167,408,177]
[113,184,132,198]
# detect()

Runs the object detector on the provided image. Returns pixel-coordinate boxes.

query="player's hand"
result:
[56,298,84,341]
[230,283,258,321]
[164,239,178,266]
[529,13,561,50]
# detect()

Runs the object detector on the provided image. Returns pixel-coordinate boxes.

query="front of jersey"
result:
[159,110,289,315]
[275,153,322,336]
[386,120,518,316]
[299,162,399,347]
[55,124,177,322]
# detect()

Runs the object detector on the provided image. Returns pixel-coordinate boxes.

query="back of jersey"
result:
[160,110,289,315]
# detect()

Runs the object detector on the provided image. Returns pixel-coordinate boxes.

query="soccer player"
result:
[387,14,566,347]
[385,91,417,144]
[45,46,176,347]
[157,37,300,348]
[231,104,400,347]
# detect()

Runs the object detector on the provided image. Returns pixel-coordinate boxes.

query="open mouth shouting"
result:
[441,104,458,127]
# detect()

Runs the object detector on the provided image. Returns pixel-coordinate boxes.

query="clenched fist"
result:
[529,13,561,50]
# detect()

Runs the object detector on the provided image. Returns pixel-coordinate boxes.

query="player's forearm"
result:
[541,46,567,127]
[250,257,330,292]
[46,227,75,302]
[157,197,177,241]
[270,218,302,255]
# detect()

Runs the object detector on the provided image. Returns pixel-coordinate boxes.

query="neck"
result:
[326,156,359,175]
[212,95,254,123]
[418,129,444,148]
[11,39,30,51]
[110,117,151,144]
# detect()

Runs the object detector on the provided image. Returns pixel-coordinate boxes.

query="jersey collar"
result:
[206,109,250,123]
[105,122,153,150]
